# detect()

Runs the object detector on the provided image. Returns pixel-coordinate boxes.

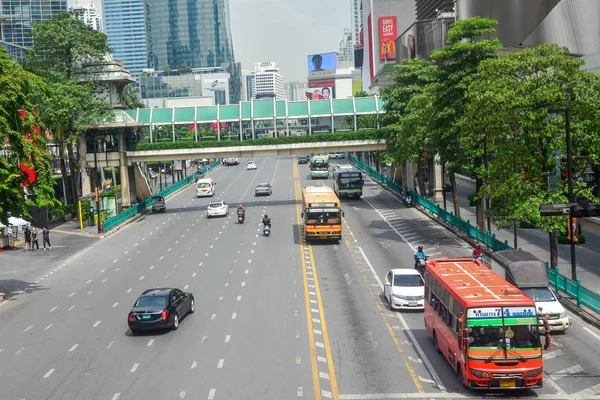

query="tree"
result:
[0,47,56,224]
[428,17,503,221]
[26,12,113,208]
[463,44,600,267]
[122,85,144,109]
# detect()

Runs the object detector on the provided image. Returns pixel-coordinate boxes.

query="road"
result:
[1,156,600,399]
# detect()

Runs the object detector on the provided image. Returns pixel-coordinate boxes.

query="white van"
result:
[491,250,569,332]
[196,178,216,197]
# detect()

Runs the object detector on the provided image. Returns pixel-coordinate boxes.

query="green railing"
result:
[349,156,600,314]
[102,160,221,232]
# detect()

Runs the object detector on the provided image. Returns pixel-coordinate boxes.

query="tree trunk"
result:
[513,220,518,249]
[449,173,460,217]
[549,231,558,269]
[417,157,426,196]
[67,141,81,220]
[57,133,70,205]
[475,177,485,231]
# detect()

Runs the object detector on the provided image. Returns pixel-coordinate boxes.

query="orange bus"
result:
[301,186,343,242]
[423,258,551,390]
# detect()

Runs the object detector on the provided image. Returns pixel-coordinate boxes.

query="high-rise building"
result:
[0,0,67,61]
[71,0,102,31]
[415,0,450,20]
[351,0,363,45]
[284,82,309,101]
[252,61,285,100]
[103,0,148,78]
[145,0,235,71]
[245,74,255,101]
[338,28,354,63]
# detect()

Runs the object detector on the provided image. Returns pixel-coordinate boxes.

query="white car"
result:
[247,161,257,170]
[327,153,338,159]
[384,269,425,310]
[206,201,229,218]
[522,287,570,332]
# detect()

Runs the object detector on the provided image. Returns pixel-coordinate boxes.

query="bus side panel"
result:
[425,302,462,376]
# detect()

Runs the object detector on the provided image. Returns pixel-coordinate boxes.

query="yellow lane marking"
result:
[308,244,340,399]
[293,160,321,400]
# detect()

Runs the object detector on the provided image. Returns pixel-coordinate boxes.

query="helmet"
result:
[475,243,481,248]
[418,246,423,251]
[264,214,268,218]
[238,204,243,208]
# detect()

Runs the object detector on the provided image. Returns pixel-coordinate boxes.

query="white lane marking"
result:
[224,282,229,287]
[147,339,154,347]
[69,344,78,352]
[159,256,164,260]
[211,314,217,320]
[218,296,223,301]
[296,356,302,365]
[584,326,600,342]
[543,350,563,360]
[93,320,101,327]
[115,268,120,272]
[357,246,446,392]
[241,282,246,287]
[573,383,600,399]
[231,312,237,319]
[127,288,132,293]
[100,269,106,273]
[24,325,33,332]
[101,278,107,283]
[205,253,209,257]
[43,368,55,378]
[298,387,304,397]
[113,259,118,263]
[179,390,186,399]
[69,292,76,297]
[112,302,119,308]
[68,305,75,311]
[245,269,249,274]
[124,250,128,254]
[210,245,214,248]
[217,359,224,368]
[191,361,198,370]
[45,324,52,330]
[251,249,254,254]
[225,335,231,342]
[149,266,154,270]
[201,336,208,343]
[237,296,241,301]
[549,364,583,380]
[139,276,145,280]
[127,258,132,262]
[49,307,57,313]
[86,279,93,284]
[192,273,197,277]
[184,285,189,290]
[111,394,121,400]
[86,290,92,296]
[208,388,216,399]
[130,363,139,372]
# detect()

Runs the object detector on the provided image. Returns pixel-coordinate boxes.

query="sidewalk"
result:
[433,183,600,327]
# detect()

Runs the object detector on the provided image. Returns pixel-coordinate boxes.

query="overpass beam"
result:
[118,128,131,208]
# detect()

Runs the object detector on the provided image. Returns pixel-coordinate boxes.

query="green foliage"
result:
[133,130,384,151]
[0,47,57,225]
[102,185,121,196]
[463,44,600,234]
[122,85,144,109]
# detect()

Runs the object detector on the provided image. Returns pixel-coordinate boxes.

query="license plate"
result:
[320,236,328,239]
[500,380,515,388]
[142,315,151,320]
[408,302,417,306]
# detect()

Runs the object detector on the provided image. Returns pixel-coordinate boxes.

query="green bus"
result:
[332,164,364,198]
[310,155,329,179]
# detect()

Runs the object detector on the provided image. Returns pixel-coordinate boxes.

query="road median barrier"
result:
[349,155,600,325]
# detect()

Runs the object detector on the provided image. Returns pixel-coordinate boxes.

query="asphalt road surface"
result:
[1,156,600,400]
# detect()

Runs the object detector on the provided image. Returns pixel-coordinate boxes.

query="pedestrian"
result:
[24,226,31,251]
[42,226,51,250]
[31,228,39,251]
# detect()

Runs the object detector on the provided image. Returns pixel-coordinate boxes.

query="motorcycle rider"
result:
[414,246,427,273]
[262,214,271,227]
[237,203,245,216]
[473,243,483,260]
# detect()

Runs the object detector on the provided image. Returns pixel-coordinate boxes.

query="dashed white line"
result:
[45,324,52,330]
[43,368,55,378]
[297,387,304,397]
[101,278,107,283]
[130,363,139,372]
[127,288,132,293]
[24,325,33,332]
[211,314,217,320]
[231,312,237,319]
[147,339,154,347]
[69,292,76,297]
[192,273,197,277]
[237,296,241,301]
[100,269,106,273]
[86,290,93,295]
[225,335,231,342]
[86,279,93,284]
[111,394,121,400]
[217,359,224,368]
[49,307,57,313]
[93,320,101,327]
[184,285,189,290]
[179,390,186,399]
[191,361,198,369]
[241,282,246,287]
[68,305,75,311]
[208,388,216,399]
[139,276,145,280]
[69,344,78,352]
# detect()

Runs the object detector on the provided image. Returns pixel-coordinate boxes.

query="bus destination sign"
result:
[309,202,338,208]
[467,307,536,319]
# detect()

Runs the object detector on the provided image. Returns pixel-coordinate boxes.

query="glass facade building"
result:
[103,0,148,78]
[0,0,67,61]
[145,0,235,71]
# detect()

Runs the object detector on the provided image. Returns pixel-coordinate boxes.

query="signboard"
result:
[379,16,397,61]
[173,160,183,171]
[306,80,335,100]
[309,203,338,208]
[202,79,228,92]
[467,307,536,319]
[255,61,277,72]
[307,52,337,77]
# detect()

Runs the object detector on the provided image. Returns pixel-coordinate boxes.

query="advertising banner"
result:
[307,52,337,77]
[379,16,397,61]
[306,80,335,100]
[203,79,228,92]
[173,160,183,171]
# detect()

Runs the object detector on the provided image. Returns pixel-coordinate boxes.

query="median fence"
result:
[102,160,221,232]
[349,156,600,314]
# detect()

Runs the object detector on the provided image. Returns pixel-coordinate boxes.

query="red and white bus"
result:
[423,258,551,390]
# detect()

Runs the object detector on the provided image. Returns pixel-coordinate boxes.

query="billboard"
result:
[379,16,397,61]
[307,52,337,77]
[306,80,334,100]
[202,78,228,92]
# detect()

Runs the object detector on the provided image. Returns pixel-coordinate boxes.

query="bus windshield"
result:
[467,324,541,349]
[339,175,363,188]
[305,209,341,225]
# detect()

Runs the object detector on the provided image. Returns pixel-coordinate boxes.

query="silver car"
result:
[255,183,272,196]
[207,201,229,218]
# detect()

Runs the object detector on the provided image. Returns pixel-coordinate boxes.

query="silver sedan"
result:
[206,201,229,218]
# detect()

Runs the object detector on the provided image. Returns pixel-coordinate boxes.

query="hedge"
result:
[132,130,386,151]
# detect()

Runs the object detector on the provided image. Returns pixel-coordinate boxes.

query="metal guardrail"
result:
[349,156,600,314]
[102,160,221,232]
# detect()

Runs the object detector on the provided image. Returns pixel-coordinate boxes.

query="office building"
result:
[284,82,309,101]
[415,0,450,20]
[145,0,235,71]
[103,0,148,78]
[252,61,285,100]
[245,73,255,101]
[338,28,354,63]
[0,0,67,61]
[351,0,363,45]
[71,0,102,31]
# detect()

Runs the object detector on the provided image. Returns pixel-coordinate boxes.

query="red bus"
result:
[423,258,551,390]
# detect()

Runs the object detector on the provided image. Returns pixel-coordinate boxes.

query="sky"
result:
[82,0,351,82]
[228,0,352,82]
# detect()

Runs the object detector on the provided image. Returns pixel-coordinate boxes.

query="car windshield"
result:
[305,210,341,225]
[248,162,255,165]
[256,184,269,189]
[135,296,167,308]
[467,324,541,349]
[197,183,211,188]
[209,203,223,208]
[394,274,423,287]
[522,287,557,302]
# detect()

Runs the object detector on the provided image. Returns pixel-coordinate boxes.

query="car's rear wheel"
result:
[189,298,195,314]
[172,313,179,330]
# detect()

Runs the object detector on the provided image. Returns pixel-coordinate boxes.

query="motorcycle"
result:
[237,211,245,223]
[415,256,427,274]
[402,192,412,207]
[263,224,271,236]
[474,254,483,263]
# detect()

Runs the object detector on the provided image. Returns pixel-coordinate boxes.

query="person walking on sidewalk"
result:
[24,226,31,251]
[42,226,51,250]
[31,228,39,251]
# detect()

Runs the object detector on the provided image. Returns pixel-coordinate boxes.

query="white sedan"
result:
[206,201,229,218]
[247,161,257,170]
[384,269,425,310]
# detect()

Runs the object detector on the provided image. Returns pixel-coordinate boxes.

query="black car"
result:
[128,288,194,332]
[297,155,308,164]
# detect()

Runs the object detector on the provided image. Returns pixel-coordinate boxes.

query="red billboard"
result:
[379,16,397,61]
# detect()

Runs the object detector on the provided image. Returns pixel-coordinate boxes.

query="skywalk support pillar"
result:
[433,154,444,202]
[405,160,415,191]
[79,136,91,197]
[118,128,131,208]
